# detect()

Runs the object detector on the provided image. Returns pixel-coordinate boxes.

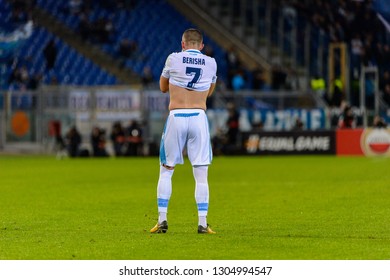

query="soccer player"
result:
[150,28,217,234]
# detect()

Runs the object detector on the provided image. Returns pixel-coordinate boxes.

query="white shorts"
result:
[160,109,212,167]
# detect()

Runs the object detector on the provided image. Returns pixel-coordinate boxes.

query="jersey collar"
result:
[184,49,202,54]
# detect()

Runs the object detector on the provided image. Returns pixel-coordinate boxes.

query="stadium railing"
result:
[0,85,388,154]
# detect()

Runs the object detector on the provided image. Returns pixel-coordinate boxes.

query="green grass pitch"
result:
[0,155,389,260]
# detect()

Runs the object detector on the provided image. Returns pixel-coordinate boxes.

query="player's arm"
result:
[160,76,169,93]
[208,60,217,97]
[160,54,172,93]
[207,82,216,97]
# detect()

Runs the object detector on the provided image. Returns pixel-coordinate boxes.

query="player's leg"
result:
[157,164,173,223]
[151,112,185,233]
[193,165,215,234]
[150,164,173,233]
[193,164,209,225]
[187,110,213,165]
[188,111,215,233]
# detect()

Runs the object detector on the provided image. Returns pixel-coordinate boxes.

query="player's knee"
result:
[193,165,208,183]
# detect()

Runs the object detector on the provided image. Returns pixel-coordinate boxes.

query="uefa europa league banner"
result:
[241,131,336,155]
[337,128,390,156]
[241,129,390,156]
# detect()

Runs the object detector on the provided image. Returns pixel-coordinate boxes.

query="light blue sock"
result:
[157,166,173,222]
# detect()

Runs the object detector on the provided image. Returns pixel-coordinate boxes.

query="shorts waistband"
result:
[169,109,205,116]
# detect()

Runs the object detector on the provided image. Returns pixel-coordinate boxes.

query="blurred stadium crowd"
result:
[292,0,390,107]
[0,0,226,89]
[55,119,144,158]
[1,0,390,108]
[2,0,390,157]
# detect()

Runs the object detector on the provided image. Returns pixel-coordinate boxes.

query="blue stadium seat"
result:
[4,24,118,87]
[3,0,228,88]
[35,0,227,84]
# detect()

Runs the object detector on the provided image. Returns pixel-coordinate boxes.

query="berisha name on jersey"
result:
[182,57,206,65]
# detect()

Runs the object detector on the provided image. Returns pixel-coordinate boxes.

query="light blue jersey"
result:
[161,49,217,91]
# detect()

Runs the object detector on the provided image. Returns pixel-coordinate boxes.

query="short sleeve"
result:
[161,54,173,79]
[211,59,217,83]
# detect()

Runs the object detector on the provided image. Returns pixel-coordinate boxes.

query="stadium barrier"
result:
[1,86,390,157]
[240,129,390,157]
[242,130,336,155]
[0,111,4,149]
[0,86,323,144]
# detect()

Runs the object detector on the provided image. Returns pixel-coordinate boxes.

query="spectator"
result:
[126,120,143,156]
[271,65,287,90]
[329,20,345,43]
[292,117,304,131]
[231,70,245,91]
[226,102,240,146]
[311,74,326,101]
[141,66,153,87]
[350,33,363,71]
[8,67,21,85]
[338,105,356,129]
[19,65,29,85]
[9,65,30,89]
[374,42,385,68]
[225,46,241,89]
[65,126,82,157]
[379,70,390,92]
[27,73,42,90]
[252,67,266,90]
[373,115,387,128]
[103,18,114,43]
[92,17,114,44]
[364,75,375,109]
[43,39,58,71]
[382,45,390,69]
[110,121,125,156]
[211,128,227,156]
[10,0,29,24]
[284,67,299,90]
[78,13,91,41]
[118,38,137,58]
[331,77,343,107]
[91,126,109,157]
[226,46,240,71]
[383,83,390,106]
[117,38,138,68]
